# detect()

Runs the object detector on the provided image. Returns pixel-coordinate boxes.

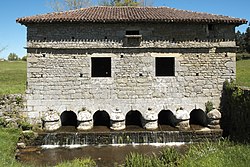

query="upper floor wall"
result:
[27,22,236,47]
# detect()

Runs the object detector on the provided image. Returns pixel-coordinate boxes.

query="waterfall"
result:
[35,130,222,148]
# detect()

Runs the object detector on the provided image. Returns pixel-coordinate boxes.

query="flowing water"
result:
[18,144,189,167]
[17,125,222,166]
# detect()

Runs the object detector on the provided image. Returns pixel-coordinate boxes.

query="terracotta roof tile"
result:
[16,6,247,25]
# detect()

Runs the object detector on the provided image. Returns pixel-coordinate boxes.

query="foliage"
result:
[235,30,247,53]
[19,131,38,145]
[8,53,19,61]
[235,28,250,53]
[99,0,153,6]
[221,80,250,142]
[236,53,250,61]
[55,158,96,167]
[205,101,213,113]
[124,147,181,167]
[49,0,92,11]
[246,27,250,53]
[236,59,250,87]
[0,61,26,95]
[122,140,250,167]
[0,128,24,167]
[21,55,27,61]
[180,140,250,167]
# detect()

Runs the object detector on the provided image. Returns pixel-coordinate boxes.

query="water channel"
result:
[17,125,222,166]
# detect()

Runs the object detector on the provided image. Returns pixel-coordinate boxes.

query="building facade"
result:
[17,7,247,131]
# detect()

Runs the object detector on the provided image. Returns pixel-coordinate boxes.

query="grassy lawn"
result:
[236,59,250,87]
[0,128,23,167]
[0,61,27,95]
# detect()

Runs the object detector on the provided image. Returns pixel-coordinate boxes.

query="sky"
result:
[0,0,249,59]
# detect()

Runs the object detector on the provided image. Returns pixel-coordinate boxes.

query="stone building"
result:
[17,6,247,131]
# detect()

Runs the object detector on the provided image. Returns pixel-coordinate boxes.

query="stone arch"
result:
[125,110,142,127]
[93,110,110,127]
[60,111,78,127]
[190,109,207,126]
[158,110,176,126]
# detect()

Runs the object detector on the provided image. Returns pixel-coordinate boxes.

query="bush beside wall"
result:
[221,81,250,143]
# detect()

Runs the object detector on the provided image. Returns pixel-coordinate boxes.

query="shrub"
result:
[55,158,96,167]
[205,101,213,113]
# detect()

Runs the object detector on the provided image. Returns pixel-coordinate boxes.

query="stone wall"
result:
[27,22,235,42]
[24,22,236,130]
[221,82,250,143]
[0,94,27,127]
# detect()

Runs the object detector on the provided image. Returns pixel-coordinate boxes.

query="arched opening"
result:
[93,110,110,127]
[125,110,142,127]
[158,110,176,127]
[60,111,78,127]
[190,109,207,127]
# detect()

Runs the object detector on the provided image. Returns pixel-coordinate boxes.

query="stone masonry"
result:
[16,7,247,131]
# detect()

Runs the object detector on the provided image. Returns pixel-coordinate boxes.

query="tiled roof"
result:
[16,6,247,25]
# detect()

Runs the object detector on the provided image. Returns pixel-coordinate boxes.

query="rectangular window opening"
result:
[91,57,111,77]
[126,30,140,35]
[155,57,175,76]
[208,24,215,31]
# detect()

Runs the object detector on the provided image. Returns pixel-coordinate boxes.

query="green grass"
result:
[180,141,250,167]
[123,140,250,167]
[236,59,250,87]
[0,61,26,95]
[0,128,24,167]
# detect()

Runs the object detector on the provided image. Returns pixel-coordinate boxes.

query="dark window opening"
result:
[91,57,111,77]
[125,110,142,127]
[126,30,140,35]
[155,57,175,76]
[124,30,141,47]
[190,109,207,127]
[60,111,78,127]
[93,110,110,127]
[208,24,215,31]
[158,110,176,126]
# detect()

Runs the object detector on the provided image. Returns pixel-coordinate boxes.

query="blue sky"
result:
[0,0,249,59]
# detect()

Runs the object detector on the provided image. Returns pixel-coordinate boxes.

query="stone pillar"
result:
[175,109,190,130]
[42,109,60,131]
[142,110,158,130]
[77,110,93,130]
[207,109,221,129]
[110,109,125,130]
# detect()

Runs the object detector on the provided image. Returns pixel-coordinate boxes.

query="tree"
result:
[49,0,92,11]
[22,55,27,61]
[8,53,19,61]
[235,30,246,53]
[0,46,7,53]
[245,27,250,53]
[99,0,152,6]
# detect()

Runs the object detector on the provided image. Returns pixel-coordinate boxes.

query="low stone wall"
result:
[0,94,27,128]
[221,82,250,143]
